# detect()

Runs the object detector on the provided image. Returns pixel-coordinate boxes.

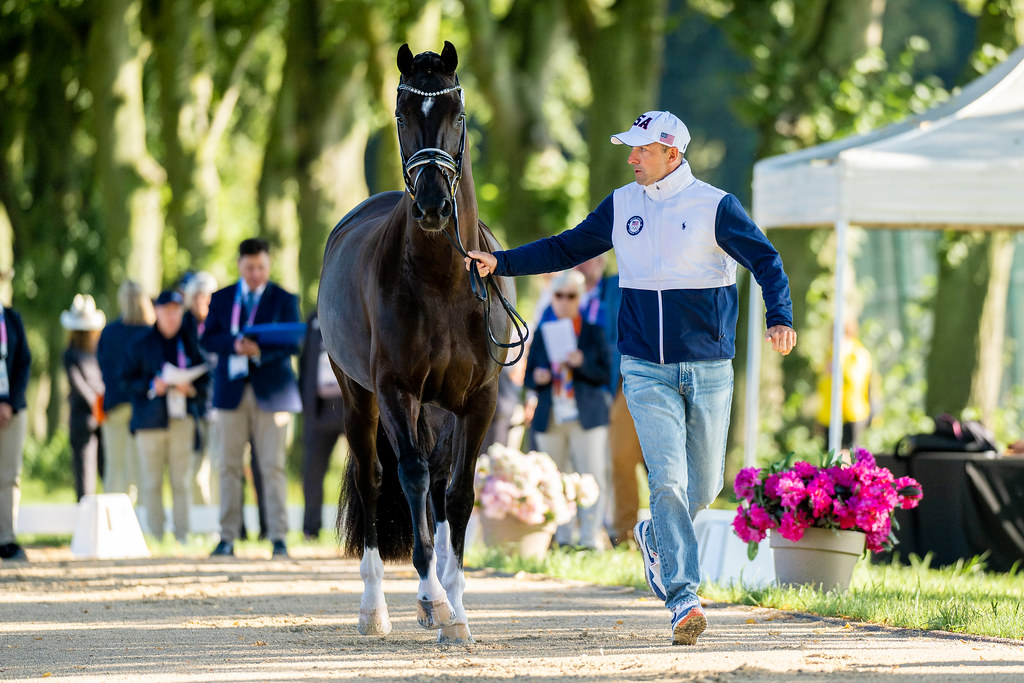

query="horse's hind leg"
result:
[340,376,392,636]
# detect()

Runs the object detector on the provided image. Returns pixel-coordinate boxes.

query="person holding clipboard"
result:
[524,269,612,550]
[201,238,302,558]
[121,290,209,544]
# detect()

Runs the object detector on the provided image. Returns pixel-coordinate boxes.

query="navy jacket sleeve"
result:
[254,287,301,365]
[3,310,31,410]
[714,194,794,329]
[523,333,550,391]
[200,288,238,357]
[494,195,616,276]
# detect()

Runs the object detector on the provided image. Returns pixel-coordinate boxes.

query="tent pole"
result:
[744,273,763,467]
[829,219,849,454]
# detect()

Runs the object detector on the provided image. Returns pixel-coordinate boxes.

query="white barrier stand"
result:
[70,493,151,559]
[694,508,775,588]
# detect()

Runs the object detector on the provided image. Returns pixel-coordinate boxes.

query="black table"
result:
[873,451,1024,572]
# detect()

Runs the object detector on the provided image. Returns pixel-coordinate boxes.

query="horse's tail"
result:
[337,416,439,562]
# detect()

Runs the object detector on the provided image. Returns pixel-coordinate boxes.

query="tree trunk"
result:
[87,0,166,296]
[569,0,668,202]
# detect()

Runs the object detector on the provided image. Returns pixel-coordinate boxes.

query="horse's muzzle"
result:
[411,197,453,231]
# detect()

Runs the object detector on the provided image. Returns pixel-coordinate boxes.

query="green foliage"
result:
[21,432,73,492]
[705,553,1024,640]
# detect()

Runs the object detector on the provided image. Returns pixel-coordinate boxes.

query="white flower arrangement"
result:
[474,443,599,526]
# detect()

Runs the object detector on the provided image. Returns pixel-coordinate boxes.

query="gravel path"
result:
[2,547,1023,682]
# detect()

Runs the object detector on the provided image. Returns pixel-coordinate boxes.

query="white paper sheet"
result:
[540,318,577,364]
[161,362,209,386]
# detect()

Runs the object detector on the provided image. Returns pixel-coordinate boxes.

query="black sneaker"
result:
[210,540,234,557]
[271,540,289,557]
[0,543,28,561]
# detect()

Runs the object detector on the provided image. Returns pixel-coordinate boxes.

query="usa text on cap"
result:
[611,111,690,152]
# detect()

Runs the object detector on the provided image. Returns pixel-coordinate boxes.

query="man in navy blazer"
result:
[201,238,301,558]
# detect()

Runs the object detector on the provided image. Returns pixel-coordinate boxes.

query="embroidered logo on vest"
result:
[626,215,644,236]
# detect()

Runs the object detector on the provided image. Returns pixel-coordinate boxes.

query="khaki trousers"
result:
[101,403,140,503]
[608,389,645,543]
[136,417,195,540]
[535,421,609,549]
[217,386,291,542]
[0,411,28,545]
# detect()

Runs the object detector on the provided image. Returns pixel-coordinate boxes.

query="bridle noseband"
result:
[395,80,529,366]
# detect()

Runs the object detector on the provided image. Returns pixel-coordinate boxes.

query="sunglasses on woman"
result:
[553,291,578,300]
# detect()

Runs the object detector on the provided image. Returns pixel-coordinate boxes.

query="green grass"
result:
[466,544,1024,641]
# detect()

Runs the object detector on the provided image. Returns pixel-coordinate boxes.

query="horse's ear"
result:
[440,41,458,73]
[397,44,414,76]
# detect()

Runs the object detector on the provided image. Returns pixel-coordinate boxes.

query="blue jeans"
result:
[620,355,733,609]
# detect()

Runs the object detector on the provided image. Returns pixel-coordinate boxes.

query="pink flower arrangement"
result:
[474,443,599,526]
[732,448,923,558]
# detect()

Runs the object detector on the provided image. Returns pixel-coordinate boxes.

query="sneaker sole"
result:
[632,524,667,601]
[672,610,707,645]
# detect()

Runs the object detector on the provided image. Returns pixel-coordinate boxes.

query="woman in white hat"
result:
[61,294,106,500]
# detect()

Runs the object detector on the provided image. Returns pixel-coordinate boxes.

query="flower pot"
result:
[479,515,555,560]
[770,527,866,592]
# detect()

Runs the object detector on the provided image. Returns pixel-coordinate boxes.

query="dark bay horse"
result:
[317,42,513,644]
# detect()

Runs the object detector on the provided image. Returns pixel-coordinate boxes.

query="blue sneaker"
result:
[670,600,707,645]
[633,520,667,601]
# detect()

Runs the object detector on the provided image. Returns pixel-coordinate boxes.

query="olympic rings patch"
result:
[626,215,644,236]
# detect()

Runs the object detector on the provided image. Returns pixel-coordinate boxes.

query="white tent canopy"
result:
[744,47,1024,465]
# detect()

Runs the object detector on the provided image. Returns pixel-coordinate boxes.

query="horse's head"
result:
[396,41,466,232]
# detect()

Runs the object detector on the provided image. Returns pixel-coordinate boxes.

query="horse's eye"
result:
[457,113,466,123]
[395,114,405,127]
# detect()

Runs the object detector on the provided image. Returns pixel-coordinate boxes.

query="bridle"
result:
[396,81,529,366]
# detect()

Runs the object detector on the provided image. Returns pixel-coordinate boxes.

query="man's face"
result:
[628,143,677,186]
[238,252,271,291]
[155,303,183,338]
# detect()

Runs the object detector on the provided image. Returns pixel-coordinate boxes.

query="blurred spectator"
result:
[1,295,32,562]
[816,317,874,449]
[183,271,219,506]
[201,238,302,558]
[525,270,611,550]
[61,294,106,501]
[299,312,344,540]
[121,290,209,543]
[97,280,155,504]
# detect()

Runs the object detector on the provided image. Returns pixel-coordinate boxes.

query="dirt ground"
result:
[2,546,1023,682]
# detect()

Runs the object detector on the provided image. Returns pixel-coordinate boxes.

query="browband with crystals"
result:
[397,83,462,97]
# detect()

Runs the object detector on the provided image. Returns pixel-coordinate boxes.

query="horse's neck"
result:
[396,184,480,293]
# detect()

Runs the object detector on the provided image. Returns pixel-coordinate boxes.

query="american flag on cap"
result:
[659,131,675,145]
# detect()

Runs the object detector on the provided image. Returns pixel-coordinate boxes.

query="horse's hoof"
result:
[358,608,392,636]
[437,621,474,644]
[416,597,456,630]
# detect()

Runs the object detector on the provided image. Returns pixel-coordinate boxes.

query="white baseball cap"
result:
[611,111,690,152]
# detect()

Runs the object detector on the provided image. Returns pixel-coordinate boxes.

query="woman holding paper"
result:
[524,270,612,549]
[120,290,209,544]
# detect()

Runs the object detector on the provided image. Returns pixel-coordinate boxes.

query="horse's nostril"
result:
[411,201,425,220]
[439,199,453,219]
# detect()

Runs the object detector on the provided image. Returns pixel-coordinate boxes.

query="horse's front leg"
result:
[379,393,455,631]
[339,377,391,636]
[436,394,496,644]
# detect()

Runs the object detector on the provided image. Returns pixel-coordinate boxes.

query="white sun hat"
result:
[60,294,107,331]
[611,111,690,152]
